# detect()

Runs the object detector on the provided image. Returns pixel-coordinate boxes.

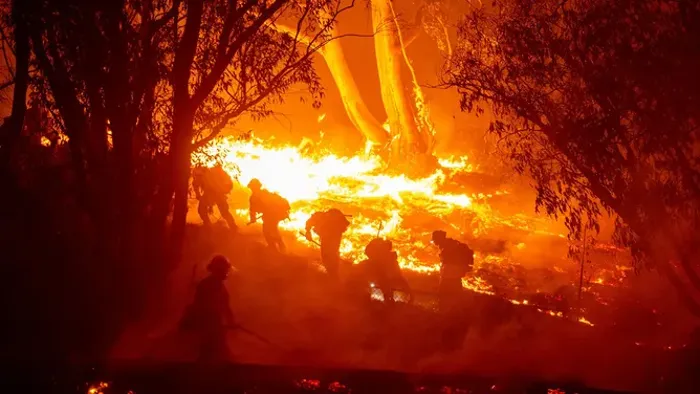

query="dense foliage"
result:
[0,0,350,359]
[444,0,700,313]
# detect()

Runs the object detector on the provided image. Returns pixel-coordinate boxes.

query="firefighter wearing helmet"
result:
[179,255,236,362]
[360,238,412,304]
[247,178,291,252]
[431,230,474,311]
[305,208,351,280]
[192,164,238,232]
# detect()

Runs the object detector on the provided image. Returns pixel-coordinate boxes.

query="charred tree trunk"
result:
[0,0,30,169]
[371,0,435,173]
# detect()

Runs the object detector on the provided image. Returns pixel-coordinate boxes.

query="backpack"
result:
[264,191,291,220]
[210,166,233,194]
[442,239,474,277]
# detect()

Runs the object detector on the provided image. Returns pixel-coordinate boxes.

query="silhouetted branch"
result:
[0,78,13,91]
[191,1,356,151]
[172,0,204,105]
[190,0,286,108]
[152,0,182,31]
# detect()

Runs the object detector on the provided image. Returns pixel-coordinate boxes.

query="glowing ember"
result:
[328,381,350,393]
[87,382,109,394]
[462,276,495,295]
[295,378,321,390]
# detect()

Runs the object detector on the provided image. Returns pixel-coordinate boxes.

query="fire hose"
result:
[298,231,321,247]
[226,324,281,349]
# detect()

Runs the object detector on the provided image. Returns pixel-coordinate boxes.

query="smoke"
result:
[244,286,655,392]
[110,226,682,393]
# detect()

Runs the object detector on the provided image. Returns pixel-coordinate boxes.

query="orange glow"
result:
[295,379,321,390]
[87,382,109,394]
[438,155,474,172]
[193,135,478,273]
[192,135,625,325]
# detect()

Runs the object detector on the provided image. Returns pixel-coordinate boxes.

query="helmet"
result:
[327,208,344,217]
[365,238,393,259]
[247,178,262,190]
[207,255,231,274]
[326,208,351,228]
[431,230,447,244]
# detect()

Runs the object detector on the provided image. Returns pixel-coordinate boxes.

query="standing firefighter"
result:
[305,209,351,280]
[180,255,236,363]
[192,164,238,232]
[360,238,412,304]
[431,230,474,311]
[247,178,290,252]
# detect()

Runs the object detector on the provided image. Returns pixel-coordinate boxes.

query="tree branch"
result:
[30,23,93,213]
[172,0,204,107]
[151,0,181,31]
[215,0,251,59]
[190,0,287,108]
[0,78,14,91]
[192,39,326,151]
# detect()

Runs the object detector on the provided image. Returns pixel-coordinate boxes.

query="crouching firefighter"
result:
[431,230,474,312]
[247,178,291,252]
[192,164,238,232]
[179,255,236,363]
[351,238,413,305]
[305,208,351,280]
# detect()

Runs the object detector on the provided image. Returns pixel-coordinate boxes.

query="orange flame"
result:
[87,382,109,394]
[192,135,605,325]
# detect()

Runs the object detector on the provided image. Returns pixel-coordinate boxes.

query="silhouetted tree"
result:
[10,0,348,358]
[167,0,349,260]
[444,0,700,314]
[0,0,29,168]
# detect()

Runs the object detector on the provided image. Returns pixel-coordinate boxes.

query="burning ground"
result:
[107,133,690,392]
[190,132,634,328]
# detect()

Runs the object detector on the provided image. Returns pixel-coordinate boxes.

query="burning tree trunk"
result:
[275,12,390,148]
[274,3,437,167]
[371,0,435,173]
[320,36,389,147]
